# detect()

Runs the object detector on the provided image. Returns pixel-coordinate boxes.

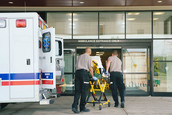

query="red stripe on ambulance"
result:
[42,80,53,85]
[2,81,9,86]
[1,80,40,86]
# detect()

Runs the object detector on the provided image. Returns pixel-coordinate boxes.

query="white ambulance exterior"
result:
[0,13,64,109]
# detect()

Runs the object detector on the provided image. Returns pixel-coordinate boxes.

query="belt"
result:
[110,71,122,73]
[77,69,88,72]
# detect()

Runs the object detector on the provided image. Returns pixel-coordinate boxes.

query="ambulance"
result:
[0,13,64,110]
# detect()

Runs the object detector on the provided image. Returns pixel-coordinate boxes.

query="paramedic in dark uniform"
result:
[106,50,125,108]
[72,47,97,113]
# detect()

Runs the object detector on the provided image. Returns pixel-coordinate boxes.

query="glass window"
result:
[73,12,98,39]
[47,12,72,39]
[153,11,172,38]
[61,74,74,94]
[124,74,147,90]
[0,19,6,28]
[153,62,172,92]
[126,12,152,39]
[99,12,125,39]
[55,40,62,56]
[123,49,147,73]
[64,50,73,73]
[153,40,172,61]
[42,32,51,52]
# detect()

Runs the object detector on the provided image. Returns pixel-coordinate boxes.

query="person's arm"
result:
[88,56,94,78]
[89,67,94,78]
[106,59,111,72]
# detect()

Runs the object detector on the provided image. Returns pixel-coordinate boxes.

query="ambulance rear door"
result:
[41,28,56,89]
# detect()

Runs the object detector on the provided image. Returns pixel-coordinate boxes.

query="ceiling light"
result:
[80,1,85,4]
[73,13,77,16]
[153,12,165,15]
[127,18,136,21]
[8,1,13,4]
[67,13,77,16]
[127,12,140,15]
[153,18,159,21]
[67,13,72,16]
[96,52,104,54]
[73,19,78,21]
[157,0,162,3]
[68,19,78,21]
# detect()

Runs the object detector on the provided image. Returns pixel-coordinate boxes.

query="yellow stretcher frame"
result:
[86,78,110,110]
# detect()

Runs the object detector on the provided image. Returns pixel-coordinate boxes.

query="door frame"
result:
[122,46,151,96]
[63,49,76,95]
[64,39,153,96]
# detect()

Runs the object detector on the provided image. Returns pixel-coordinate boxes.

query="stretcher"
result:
[86,77,110,110]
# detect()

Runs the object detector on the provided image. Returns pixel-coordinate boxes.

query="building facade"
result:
[1,0,172,96]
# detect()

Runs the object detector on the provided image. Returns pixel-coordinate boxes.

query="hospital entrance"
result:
[62,46,150,96]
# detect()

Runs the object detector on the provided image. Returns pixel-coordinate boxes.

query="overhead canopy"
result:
[0,0,172,7]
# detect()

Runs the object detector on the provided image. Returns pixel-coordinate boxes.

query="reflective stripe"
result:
[84,82,89,84]
[0,73,39,80]
[1,80,40,86]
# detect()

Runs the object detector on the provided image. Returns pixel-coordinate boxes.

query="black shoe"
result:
[114,103,119,108]
[72,108,80,114]
[80,108,90,112]
[121,102,125,108]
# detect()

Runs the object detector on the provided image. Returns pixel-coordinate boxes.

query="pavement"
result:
[1,96,172,115]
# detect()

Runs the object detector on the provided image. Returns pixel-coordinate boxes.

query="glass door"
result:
[61,49,75,95]
[123,48,150,95]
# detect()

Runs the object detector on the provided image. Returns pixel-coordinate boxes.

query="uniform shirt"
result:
[76,53,92,71]
[108,56,122,72]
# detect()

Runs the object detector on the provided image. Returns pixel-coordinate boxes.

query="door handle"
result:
[50,57,52,63]
[27,59,30,65]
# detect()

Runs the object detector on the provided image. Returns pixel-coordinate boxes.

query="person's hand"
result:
[92,76,98,81]
[105,71,109,76]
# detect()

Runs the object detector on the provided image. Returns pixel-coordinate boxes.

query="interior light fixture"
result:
[73,19,78,21]
[67,13,72,16]
[127,18,136,21]
[127,12,140,15]
[80,1,85,4]
[157,0,162,3]
[68,19,78,21]
[153,12,165,15]
[153,18,159,21]
[8,1,13,4]
[67,13,77,16]
[96,52,104,54]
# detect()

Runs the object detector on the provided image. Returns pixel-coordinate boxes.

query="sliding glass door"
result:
[123,48,150,95]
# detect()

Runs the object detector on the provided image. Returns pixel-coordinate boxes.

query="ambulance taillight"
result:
[16,19,26,28]
[39,40,42,48]
[0,19,6,28]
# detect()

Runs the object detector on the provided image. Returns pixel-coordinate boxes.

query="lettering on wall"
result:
[78,40,120,43]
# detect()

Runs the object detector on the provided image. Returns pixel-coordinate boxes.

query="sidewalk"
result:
[1,96,172,115]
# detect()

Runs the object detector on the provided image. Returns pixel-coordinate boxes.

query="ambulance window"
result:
[0,19,6,28]
[42,32,51,52]
[55,40,62,56]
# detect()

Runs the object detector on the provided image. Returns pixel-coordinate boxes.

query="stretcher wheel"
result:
[93,102,95,107]
[99,105,102,110]
[108,102,110,107]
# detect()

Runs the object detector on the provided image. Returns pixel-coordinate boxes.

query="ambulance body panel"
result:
[0,13,63,104]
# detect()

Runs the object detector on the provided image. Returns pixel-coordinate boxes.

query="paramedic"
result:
[72,47,97,113]
[106,50,125,108]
